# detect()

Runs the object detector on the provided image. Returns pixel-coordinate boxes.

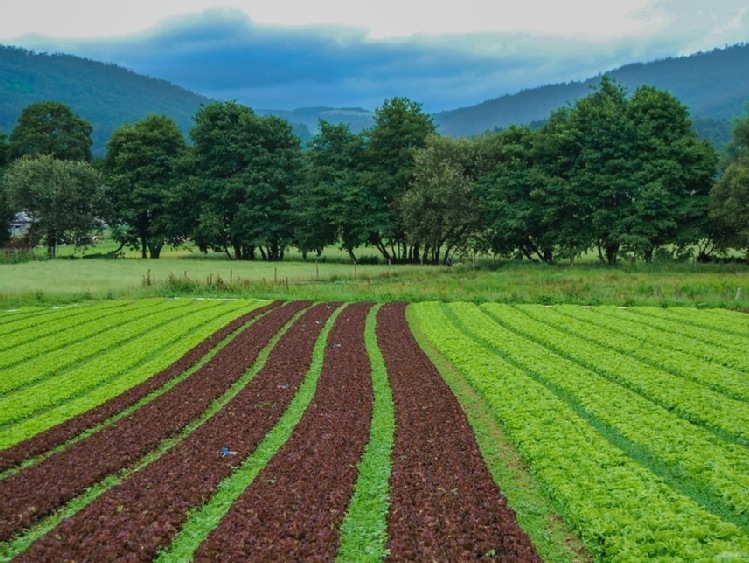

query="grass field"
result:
[1,249,748,309]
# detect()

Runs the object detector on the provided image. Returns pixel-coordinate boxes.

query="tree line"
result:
[1,78,748,263]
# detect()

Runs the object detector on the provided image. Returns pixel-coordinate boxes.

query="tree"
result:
[621,86,716,261]
[710,106,749,258]
[3,155,104,257]
[363,97,435,262]
[187,101,303,260]
[103,115,187,259]
[403,135,486,264]
[477,127,560,263]
[0,132,10,245]
[291,120,370,261]
[9,101,93,162]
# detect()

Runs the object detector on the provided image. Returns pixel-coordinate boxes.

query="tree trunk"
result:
[47,233,57,259]
[605,242,620,265]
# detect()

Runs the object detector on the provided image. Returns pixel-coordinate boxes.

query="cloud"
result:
[9,5,749,112]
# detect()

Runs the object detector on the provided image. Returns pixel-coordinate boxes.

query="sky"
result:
[1,1,748,112]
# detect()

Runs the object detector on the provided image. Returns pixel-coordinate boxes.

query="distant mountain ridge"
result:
[0,45,211,156]
[1,43,748,155]
[434,43,749,143]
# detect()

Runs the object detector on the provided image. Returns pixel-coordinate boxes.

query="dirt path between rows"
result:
[0,301,308,542]
[0,301,281,473]
[194,301,374,561]
[377,302,541,561]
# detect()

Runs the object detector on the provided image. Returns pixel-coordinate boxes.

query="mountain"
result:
[2,43,748,155]
[0,45,212,156]
[433,43,749,148]
[256,106,374,136]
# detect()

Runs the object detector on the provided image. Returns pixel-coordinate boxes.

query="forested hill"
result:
[0,46,212,156]
[434,43,749,146]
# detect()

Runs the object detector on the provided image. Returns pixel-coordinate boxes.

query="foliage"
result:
[710,105,749,257]
[291,120,370,261]
[186,101,304,261]
[8,101,93,161]
[3,155,104,257]
[402,135,486,264]
[362,97,436,262]
[103,114,188,258]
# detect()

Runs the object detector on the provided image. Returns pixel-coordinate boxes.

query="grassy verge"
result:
[406,305,590,563]
[2,257,748,308]
[336,304,395,562]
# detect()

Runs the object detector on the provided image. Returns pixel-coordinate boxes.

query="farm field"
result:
[1,299,748,560]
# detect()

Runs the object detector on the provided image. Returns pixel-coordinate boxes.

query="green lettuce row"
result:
[0,301,136,353]
[337,304,394,563]
[0,300,176,386]
[0,304,113,335]
[0,300,222,424]
[448,302,749,534]
[493,304,749,444]
[522,304,749,401]
[0,300,261,446]
[411,302,749,561]
[597,305,749,358]
[634,306,749,336]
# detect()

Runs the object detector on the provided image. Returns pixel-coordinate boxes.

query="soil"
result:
[0,300,309,542]
[194,301,374,561]
[0,301,281,472]
[376,302,542,561]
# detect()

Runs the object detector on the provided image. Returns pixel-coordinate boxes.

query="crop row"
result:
[598,305,749,360]
[0,299,177,388]
[0,301,278,473]
[486,304,749,443]
[2,301,543,561]
[633,305,749,336]
[0,301,310,545]
[0,301,127,337]
[410,302,749,560]
[453,303,749,534]
[531,305,749,401]
[0,300,135,353]
[0,299,269,447]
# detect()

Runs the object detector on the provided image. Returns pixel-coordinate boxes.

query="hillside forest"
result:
[1,78,748,265]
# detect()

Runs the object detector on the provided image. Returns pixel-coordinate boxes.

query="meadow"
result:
[1,241,748,309]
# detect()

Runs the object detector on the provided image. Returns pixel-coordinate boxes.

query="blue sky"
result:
[2,1,748,112]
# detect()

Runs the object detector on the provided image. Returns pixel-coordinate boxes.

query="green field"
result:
[2,299,748,560]
[1,250,748,309]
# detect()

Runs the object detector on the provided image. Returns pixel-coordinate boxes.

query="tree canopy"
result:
[9,101,93,162]
[103,114,188,258]
[3,155,104,256]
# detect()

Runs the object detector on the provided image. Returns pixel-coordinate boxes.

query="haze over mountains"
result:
[1,42,747,156]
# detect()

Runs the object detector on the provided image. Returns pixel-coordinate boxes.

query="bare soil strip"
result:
[0,301,280,473]
[14,302,338,561]
[0,300,308,542]
[193,302,374,561]
[376,302,541,561]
